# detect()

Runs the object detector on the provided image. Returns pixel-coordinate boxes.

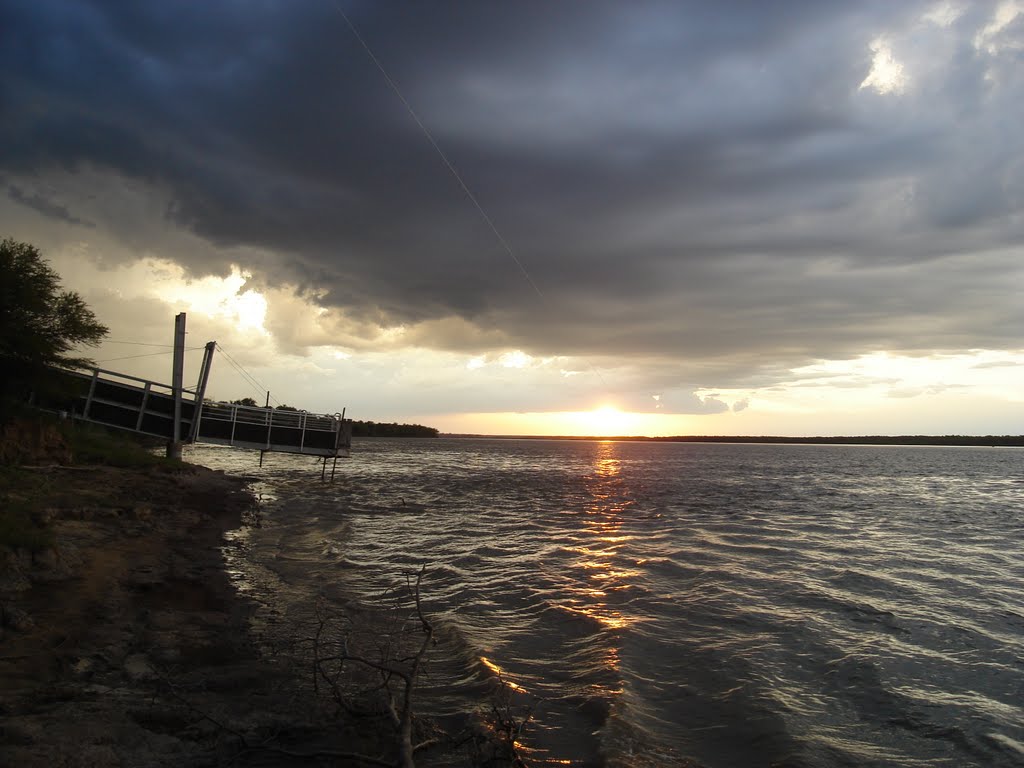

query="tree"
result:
[0,238,108,409]
[230,397,259,407]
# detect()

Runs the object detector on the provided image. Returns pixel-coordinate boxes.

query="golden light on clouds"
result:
[40,245,1024,437]
[438,408,701,437]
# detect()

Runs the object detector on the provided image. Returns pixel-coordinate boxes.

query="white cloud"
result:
[860,38,908,95]
[922,1,965,28]
[500,350,532,369]
[974,1,1024,54]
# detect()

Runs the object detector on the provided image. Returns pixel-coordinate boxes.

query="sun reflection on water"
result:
[479,655,528,692]
[561,441,639,637]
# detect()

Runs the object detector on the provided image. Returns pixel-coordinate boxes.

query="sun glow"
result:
[437,408,701,437]
[586,405,626,433]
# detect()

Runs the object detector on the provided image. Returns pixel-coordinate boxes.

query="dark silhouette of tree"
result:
[351,421,439,438]
[0,238,108,412]
[230,397,259,407]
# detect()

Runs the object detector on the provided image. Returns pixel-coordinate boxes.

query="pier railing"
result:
[38,367,352,459]
[196,402,351,457]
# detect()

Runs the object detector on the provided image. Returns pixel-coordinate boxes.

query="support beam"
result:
[167,312,186,459]
[188,341,216,443]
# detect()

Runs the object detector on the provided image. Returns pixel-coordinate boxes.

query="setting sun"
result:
[574,405,635,436]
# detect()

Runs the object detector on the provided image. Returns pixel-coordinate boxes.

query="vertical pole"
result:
[135,382,152,432]
[84,368,99,419]
[167,312,186,459]
[261,391,270,467]
[189,341,216,443]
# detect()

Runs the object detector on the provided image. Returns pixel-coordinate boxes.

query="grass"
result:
[0,414,184,552]
[61,422,185,470]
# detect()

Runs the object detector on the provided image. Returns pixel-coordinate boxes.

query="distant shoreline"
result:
[440,434,1024,447]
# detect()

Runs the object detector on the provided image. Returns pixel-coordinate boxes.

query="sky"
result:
[1,0,1023,436]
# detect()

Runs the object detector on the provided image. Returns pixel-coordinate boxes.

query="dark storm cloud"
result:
[6,184,93,227]
[2,0,1022,389]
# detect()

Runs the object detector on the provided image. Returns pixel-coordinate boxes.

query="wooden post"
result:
[167,312,186,459]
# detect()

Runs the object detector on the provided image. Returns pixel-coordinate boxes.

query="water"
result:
[187,438,1024,767]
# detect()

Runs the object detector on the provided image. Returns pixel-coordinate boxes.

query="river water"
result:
[185,438,1024,767]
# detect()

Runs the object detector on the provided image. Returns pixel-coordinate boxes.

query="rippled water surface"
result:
[188,438,1024,767]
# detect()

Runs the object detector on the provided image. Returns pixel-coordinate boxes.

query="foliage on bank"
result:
[0,238,108,415]
[0,416,184,552]
[351,420,439,438]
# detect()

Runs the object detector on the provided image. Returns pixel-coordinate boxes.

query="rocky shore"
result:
[0,459,504,767]
[1,462,276,765]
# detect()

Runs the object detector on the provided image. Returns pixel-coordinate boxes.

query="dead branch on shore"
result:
[308,565,439,767]
[151,651,400,768]
[145,565,537,767]
[469,667,541,768]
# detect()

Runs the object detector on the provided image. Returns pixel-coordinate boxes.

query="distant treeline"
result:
[351,420,439,438]
[473,434,1024,447]
[226,400,438,438]
[647,435,1024,446]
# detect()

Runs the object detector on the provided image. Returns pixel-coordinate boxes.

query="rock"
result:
[123,653,156,682]
[1,604,35,631]
[0,559,31,592]
[130,504,153,522]
[122,565,163,589]
[32,547,59,570]
[30,507,57,526]
[0,717,43,745]
[68,744,121,767]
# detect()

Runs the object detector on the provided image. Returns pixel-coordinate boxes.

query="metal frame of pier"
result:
[37,313,352,476]
[45,366,352,459]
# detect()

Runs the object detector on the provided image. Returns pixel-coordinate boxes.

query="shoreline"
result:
[0,462,279,766]
[0,457,517,767]
[439,433,1024,446]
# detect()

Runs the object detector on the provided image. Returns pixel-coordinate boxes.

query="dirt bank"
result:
[0,462,394,766]
[0,459,519,767]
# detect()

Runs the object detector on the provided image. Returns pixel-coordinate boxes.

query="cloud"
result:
[6,184,93,227]
[2,0,1022,403]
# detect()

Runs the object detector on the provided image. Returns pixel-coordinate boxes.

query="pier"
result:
[36,313,353,476]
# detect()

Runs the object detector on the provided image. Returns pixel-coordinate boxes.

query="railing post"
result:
[167,312,186,459]
[135,381,152,432]
[84,368,99,419]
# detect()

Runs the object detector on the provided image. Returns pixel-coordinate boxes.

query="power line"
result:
[215,343,283,407]
[330,2,544,301]
[330,4,607,389]
[103,340,177,348]
[216,345,264,394]
[96,347,204,364]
